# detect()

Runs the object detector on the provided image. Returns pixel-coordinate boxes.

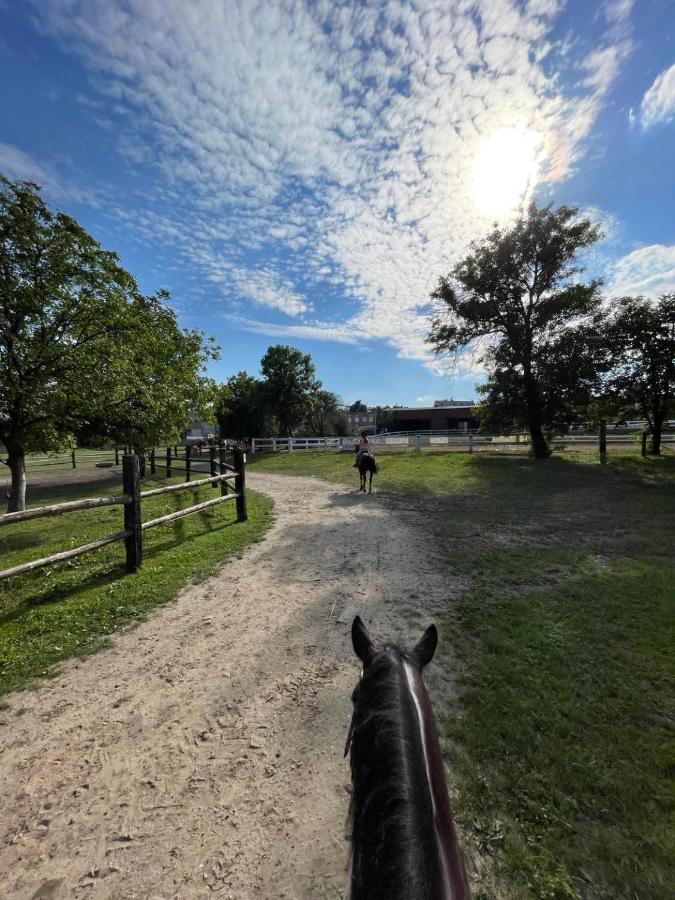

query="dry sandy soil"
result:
[0,472,462,899]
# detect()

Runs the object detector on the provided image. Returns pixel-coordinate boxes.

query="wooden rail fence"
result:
[0,448,247,582]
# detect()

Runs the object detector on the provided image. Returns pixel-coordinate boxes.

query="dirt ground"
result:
[0,472,463,899]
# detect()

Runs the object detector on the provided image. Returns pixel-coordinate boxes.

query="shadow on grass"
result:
[1,532,45,553]
[24,472,122,506]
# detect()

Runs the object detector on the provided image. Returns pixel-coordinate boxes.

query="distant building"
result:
[433,399,475,407]
[181,416,219,444]
[388,404,477,432]
[346,408,377,434]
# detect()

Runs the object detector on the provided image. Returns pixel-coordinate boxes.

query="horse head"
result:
[351,615,437,671]
[346,617,470,899]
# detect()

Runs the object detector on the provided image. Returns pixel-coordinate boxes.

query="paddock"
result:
[1,452,672,898]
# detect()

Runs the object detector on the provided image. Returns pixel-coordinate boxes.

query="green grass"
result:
[0,475,273,697]
[250,450,675,900]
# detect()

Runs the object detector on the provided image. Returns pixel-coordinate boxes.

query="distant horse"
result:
[355,450,378,494]
[345,617,470,899]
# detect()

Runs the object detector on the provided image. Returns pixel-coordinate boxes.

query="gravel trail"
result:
[0,472,460,899]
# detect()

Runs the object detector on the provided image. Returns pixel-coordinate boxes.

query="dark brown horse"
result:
[346,617,470,899]
[355,450,377,494]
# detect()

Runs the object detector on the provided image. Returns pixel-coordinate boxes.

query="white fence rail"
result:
[250,436,354,453]
[250,432,675,453]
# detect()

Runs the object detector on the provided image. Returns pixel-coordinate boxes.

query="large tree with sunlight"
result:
[428,202,603,458]
[0,175,216,511]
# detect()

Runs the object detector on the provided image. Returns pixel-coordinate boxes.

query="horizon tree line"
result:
[2,175,673,509]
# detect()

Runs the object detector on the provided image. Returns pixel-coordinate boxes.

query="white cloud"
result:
[0,142,51,184]
[606,244,675,297]
[0,141,101,205]
[602,0,634,27]
[31,1,635,370]
[226,316,365,345]
[640,63,675,128]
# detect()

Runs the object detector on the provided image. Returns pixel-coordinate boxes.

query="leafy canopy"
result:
[260,344,320,436]
[0,174,217,456]
[428,202,602,359]
[599,294,674,451]
[215,371,270,440]
[428,202,603,453]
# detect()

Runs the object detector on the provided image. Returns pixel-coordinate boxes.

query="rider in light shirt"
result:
[353,431,370,467]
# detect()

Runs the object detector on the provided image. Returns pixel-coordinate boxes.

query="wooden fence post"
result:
[209,445,217,477]
[166,447,172,479]
[139,453,146,478]
[218,443,228,496]
[233,447,248,522]
[599,420,607,465]
[150,448,156,475]
[122,454,142,572]
[185,446,192,482]
[469,434,473,454]
[641,430,648,458]
[71,450,76,469]
[115,445,120,466]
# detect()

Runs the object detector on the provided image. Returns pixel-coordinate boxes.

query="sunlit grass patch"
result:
[252,449,675,899]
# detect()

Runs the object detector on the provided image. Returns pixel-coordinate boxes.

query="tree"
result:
[0,175,217,511]
[428,202,602,458]
[349,400,367,413]
[260,345,320,436]
[476,326,609,435]
[305,390,344,436]
[215,371,270,440]
[373,406,394,432]
[600,294,674,455]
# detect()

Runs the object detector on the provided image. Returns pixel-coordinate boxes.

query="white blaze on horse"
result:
[346,617,471,899]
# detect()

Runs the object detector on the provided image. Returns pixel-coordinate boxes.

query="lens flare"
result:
[471,127,543,220]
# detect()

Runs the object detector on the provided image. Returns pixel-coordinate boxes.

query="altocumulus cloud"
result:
[33,0,633,371]
[640,63,675,129]
[607,244,675,298]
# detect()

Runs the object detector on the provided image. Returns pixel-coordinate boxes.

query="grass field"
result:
[249,450,675,900]
[0,473,273,698]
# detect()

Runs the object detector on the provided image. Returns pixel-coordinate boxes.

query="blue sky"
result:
[1,0,674,407]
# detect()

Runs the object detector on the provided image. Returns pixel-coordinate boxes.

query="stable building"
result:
[346,408,377,433]
[388,404,478,432]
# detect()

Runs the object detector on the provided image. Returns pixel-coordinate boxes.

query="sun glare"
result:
[471,127,543,220]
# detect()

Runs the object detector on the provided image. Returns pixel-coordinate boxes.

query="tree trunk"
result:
[650,412,664,455]
[523,376,551,459]
[6,443,27,512]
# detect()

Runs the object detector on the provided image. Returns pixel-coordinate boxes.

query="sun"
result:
[471,127,543,220]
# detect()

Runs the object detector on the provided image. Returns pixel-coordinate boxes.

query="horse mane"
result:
[346,647,445,899]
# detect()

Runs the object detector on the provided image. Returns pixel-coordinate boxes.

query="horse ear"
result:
[411,624,438,668]
[352,616,376,665]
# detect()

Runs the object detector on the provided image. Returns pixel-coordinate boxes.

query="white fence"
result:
[250,436,354,452]
[250,431,675,454]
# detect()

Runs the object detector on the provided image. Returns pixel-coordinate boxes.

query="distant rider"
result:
[353,431,371,468]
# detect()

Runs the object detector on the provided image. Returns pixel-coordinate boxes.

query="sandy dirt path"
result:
[0,473,460,900]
